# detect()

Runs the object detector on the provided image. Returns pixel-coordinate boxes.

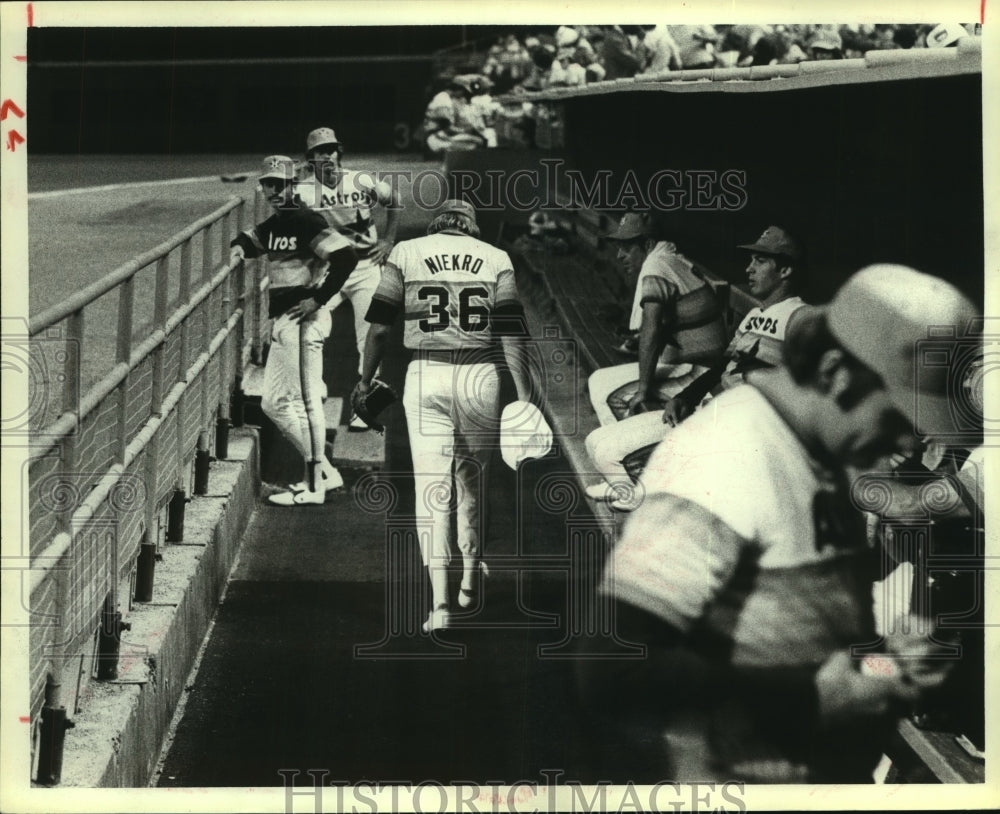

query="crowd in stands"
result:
[421,23,980,154]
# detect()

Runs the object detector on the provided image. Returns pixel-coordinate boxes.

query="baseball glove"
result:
[350,378,398,434]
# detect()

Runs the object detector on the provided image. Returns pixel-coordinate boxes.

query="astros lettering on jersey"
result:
[295,168,394,260]
[721,296,805,387]
[369,230,519,350]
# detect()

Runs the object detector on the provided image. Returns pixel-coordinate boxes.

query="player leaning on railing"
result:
[230,155,359,506]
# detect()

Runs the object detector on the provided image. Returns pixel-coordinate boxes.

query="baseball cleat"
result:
[267,488,326,507]
[422,605,451,633]
[288,460,344,493]
[349,413,371,432]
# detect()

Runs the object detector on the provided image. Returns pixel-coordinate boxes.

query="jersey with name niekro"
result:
[295,168,393,259]
[371,230,519,350]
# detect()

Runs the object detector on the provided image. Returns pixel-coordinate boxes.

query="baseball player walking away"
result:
[296,126,401,429]
[352,200,537,633]
[231,156,358,506]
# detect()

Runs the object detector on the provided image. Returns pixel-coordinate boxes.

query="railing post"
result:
[177,238,193,501]
[35,674,75,786]
[115,277,135,462]
[134,528,156,602]
[215,267,232,460]
[251,259,265,366]
[232,258,248,428]
[219,209,230,266]
[144,255,170,548]
[166,487,187,542]
[95,591,130,681]
[60,309,84,533]
[202,220,214,280]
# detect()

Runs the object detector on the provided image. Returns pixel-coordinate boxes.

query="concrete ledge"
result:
[58,428,260,787]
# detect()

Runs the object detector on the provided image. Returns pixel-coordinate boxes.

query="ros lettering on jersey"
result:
[268,233,298,251]
[423,254,485,275]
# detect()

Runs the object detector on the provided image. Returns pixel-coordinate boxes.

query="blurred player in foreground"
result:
[353,200,536,632]
[231,156,358,505]
[578,264,979,782]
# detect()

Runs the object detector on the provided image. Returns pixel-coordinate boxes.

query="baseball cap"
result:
[606,212,654,241]
[826,264,981,440]
[737,226,801,261]
[500,401,553,470]
[306,127,340,153]
[259,155,295,183]
[440,198,477,224]
[808,30,843,51]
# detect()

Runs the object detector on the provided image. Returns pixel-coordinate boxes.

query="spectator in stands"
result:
[423,77,490,155]
[578,264,976,783]
[718,24,768,67]
[483,34,532,94]
[463,74,500,147]
[586,212,727,427]
[549,42,590,87]
[584,225,806,509]
[639,25,683,74]
[808,29,844,61]
[667,24,719,69]
[599,25,645,80]
[522,39,558,90]
[555,25,595,62]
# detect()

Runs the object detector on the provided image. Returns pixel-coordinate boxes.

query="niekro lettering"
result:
[423,254,484,275]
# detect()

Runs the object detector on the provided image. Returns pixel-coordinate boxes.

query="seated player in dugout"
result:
[353,200,538,633]
[586,212,728,428]
[584,225,807,509]
[295,126,401,428]
[230,156,358,506]
[576,264,980,784]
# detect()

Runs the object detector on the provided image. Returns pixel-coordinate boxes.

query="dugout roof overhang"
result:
[499,36,982,102]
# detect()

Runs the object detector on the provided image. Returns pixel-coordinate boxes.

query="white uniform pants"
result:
[403,358,500,569]
[322,258,381,374]
[262,309,331,464]
[587,362,703,426]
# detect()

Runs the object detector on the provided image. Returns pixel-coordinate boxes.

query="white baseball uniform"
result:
[586,295,806,488]
[231,203,355,464]
[366,228,520,570]
[296,168,395,368]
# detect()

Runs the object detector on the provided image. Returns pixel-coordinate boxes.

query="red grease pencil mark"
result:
[20,716,31,723]
[1,99,25,120]
[27,3,33,27]
[7,131,25,151]
[982,0,987,25]
[15,55,28,62]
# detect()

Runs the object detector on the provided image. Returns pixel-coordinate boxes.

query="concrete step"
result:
[329,423,386,469]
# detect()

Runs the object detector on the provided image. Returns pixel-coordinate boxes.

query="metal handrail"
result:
[27,191,269,739]
[29,197,244,337]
